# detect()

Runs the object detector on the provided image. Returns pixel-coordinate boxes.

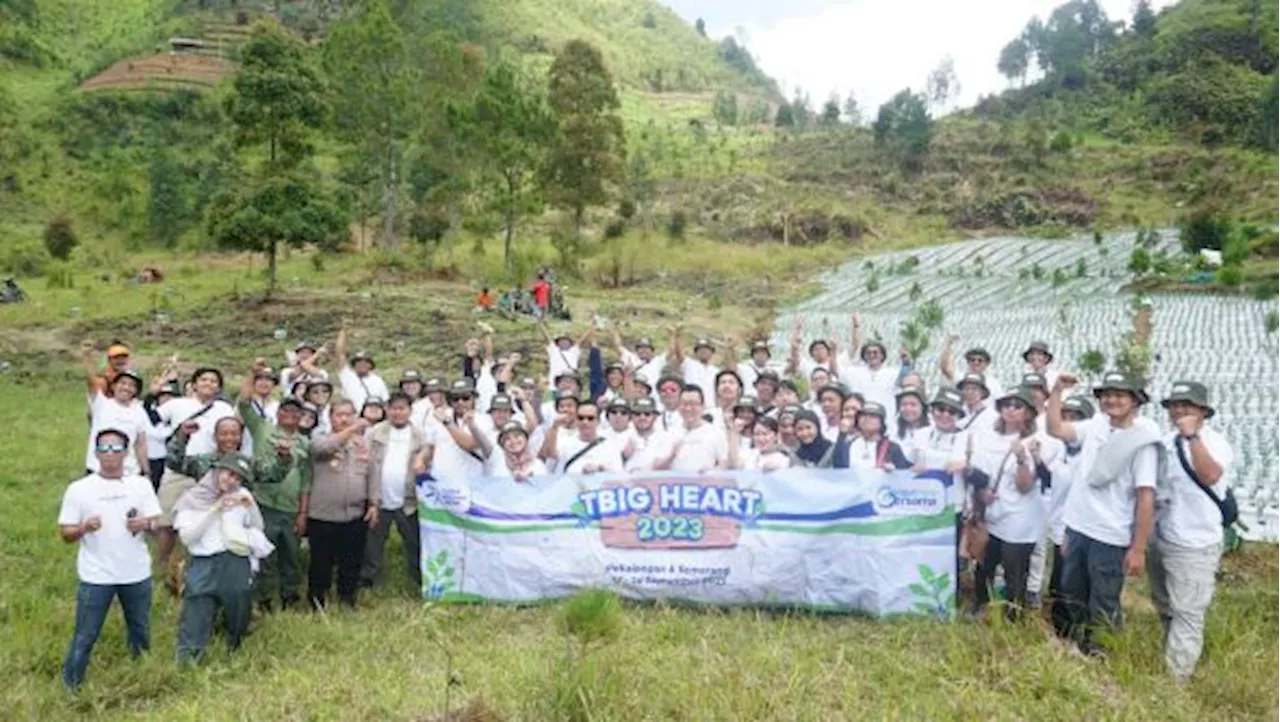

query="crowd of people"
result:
[59,312,1236,689]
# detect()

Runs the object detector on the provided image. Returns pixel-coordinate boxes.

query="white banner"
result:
[418,468,958,617]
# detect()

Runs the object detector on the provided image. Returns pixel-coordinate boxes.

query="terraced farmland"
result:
[79,52,236,93]
[777,231,1279,539]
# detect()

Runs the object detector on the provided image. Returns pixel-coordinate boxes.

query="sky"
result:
[664,0,1176,114]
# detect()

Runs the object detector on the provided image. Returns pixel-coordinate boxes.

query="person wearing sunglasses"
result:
[540,400,623,475]
[58,429,162,690]
[623,397,676,472]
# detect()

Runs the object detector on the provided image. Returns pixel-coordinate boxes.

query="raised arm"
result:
[334,317,351,369]
[938,332,958,383]
[80,340,99,398]
[466,414,494,459]
[721,334,740,369]
[850,313,863,363]
[669,324,685,366]
[785,317,802,377]
[576,322,597,350]
[1045,374,1079,444]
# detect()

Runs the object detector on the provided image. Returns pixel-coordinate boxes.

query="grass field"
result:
[0,243,1276,721]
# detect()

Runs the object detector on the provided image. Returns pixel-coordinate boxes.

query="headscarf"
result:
[173,468,265,531]
[792,410,833,466]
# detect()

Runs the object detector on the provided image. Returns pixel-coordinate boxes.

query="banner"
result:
[417,468,958,617]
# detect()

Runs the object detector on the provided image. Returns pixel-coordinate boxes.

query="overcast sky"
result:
[664,0,1175,113]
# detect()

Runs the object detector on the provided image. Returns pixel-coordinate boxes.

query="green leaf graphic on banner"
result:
[425,550,457,601]
[908,564,954,620]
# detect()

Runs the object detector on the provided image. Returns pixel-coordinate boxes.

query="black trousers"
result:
[1048,542,1072,636]
[975,534,1036,617]
[307,517,366,609]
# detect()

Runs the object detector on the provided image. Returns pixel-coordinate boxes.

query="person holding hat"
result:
[1047,371,1161,657]
[893,385,930,452]
[173,453,272,663]
[58,429,162,690]
[361,393,430,593]
[81,340,150,477]
[280,340,328,395]
[237,363,312,612]
[305,401,380,609]
[334,318,390,413]
[1147,380,1235,683]
[1046,395,1095,633]
[939,333,1004,401]
[671,325,721,412]
[1022,340,1060,390]
[614,328,669,388]
[970,388,1060,618]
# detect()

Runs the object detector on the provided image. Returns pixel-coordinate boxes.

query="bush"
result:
[666,210,687,241]
[1215,265,1244,286]
[2,239,50,277]
[1049,131,1073,153]
[617,198,636,220]
[43,216,78,261]
[1180,210,1234,252]
[1267,310,1279,334]
[1128,247,1151,275]
[603,218,626,240]
[43,259,75,289]
[641,11,657,28]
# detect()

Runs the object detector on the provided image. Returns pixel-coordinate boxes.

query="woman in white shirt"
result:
[971,388,1057,619]
[172,455,272,663]
[83,369,150,477]
[731,417,792,471]
[892,385,930,456]
[844,402,914,471]
[142,381,181,490]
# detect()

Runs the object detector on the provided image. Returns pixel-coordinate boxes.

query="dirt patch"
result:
[80,53,236,94]
[947,187,1098,230]
[1220,543,1279,587]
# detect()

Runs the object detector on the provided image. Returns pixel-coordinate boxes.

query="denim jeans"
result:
[1058,528,1128,655]
[62,579,152,689]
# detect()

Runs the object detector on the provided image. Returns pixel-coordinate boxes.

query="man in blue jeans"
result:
[1045,371,1161,657]
[58,428,162,689]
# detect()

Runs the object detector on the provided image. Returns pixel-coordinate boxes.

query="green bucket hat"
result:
[996,388,1038,415]
[1161,380,1215,419]
[964,347,991,363]
[497,420,528,441]
[895,384,926,407]
[1020,372,1048,392]
[1022,340,1053,363]
[1062,395,1096,419]
[1093,370,1149,405]
[489,393,513,412]
[213,453,255,485]
[733,394,761,413]
[447,378,477,399]
[957,372,990,399]
[750,340,771,356]
[423,377,445,394]
[630,396,658,414]
[857,401,888,420]
[929,387,966,418]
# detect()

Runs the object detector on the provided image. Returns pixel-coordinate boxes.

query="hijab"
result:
[792,410,833,466]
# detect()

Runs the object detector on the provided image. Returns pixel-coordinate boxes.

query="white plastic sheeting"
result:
[776,231,1279,541]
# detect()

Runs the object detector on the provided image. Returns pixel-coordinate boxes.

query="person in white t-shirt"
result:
[1022,341,1061,391]
[423,379,486,484]
[839,339,903,421]
[956,372,996,433]
[59,429,162,690]
[540,400,623,474]
[279,340,329,395]
[734,339,781,390]
[654,374,687,435]
[731,417,792,471]
[602,397,635,443]
[940,333,1005,401]
[1046,395,1094,638]
[540,321,590,387]
[1047,371,1160,657]
[622,397,676,471]
[784,315,835,380]
[970,388,1059,619]
[1147,381,1235,683]
[335,319,390,412]
[82,362,150,477]
[674,331,720,412]
[657,386,729,472]
[361,393,429,591]
[615,329,668,389]
[485,421,549,481]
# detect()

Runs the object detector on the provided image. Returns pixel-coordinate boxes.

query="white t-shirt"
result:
[736,361,781,391]
[546,343,582,386]
[157,397,237,457]
[840,362,899,417]
[681,358,720,410]
[339,365,390,411]
[1156,427,1234,549]
[671,422,729,472]
[979,431,1059,544]
[624,429,677,472]
[145,409,170,461]
[557,435,624,475]
[280,366,328,395]
[798,357,834,381]
[1063,416,1160,548]
[1049,443,1085,546]
[85,393,150,475]
[379,425,413,510]
[742,448,791,471]
[424,417,484,483]
[621,349,667,386]
[486,454,549,480]
[657,407,686,435]
[58,474,160,585]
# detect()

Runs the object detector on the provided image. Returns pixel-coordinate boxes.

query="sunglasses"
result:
[96,442,128,453]
[577,414,598,421]
[931,406,957,415]
[634,412,656,418]
[997,401,1029,411]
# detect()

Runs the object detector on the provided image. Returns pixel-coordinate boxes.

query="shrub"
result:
[665,210,687,241]
[1049,131,1073,153]
[603,218,626,240]
[43,216,79,261]
[2,239,50,277]
[1267,310,1279,334]
[1215,265,1244,286]
[865,273,880,294]
[1128,247,1151,275]
[1051,268,1069,286]
[561,589,622,647]
[1251,282,1277,300]
[617,198,636,220]
[1180,210,1233,252]
[1075,258,1088,277]
[43,259,75,289]
[1078,349,1106,376]
[641,11,657,28]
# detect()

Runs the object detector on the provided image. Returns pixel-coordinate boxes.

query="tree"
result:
[926,56,961,112]
[872,89,934,171]
[221,20,329,290]
[1254,73,1280,151]
[820,94,841,125]
[842,91,861,125]
[997,36,1030,86]
[450,62,556,272]
[712,90,738,125]
[147,150,186,247]
[207,173,347,290]
[43,216,78,260]
[774,100,795,127]
[790,89,812,130]
[324,0,421,248]
[544,40,626,236]
[1132,0,1157,38]
[695,18,706,37]
[224,21,326,174]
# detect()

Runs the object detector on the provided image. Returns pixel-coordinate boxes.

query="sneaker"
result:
[1027,592,1043,610]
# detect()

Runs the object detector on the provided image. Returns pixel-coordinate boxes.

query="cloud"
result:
[668,0,1175,112]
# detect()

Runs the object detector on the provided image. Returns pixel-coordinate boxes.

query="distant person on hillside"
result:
[59,429,162,690]
[475,286,496,312]
[0,277,26,303]
[531,272,552,319]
